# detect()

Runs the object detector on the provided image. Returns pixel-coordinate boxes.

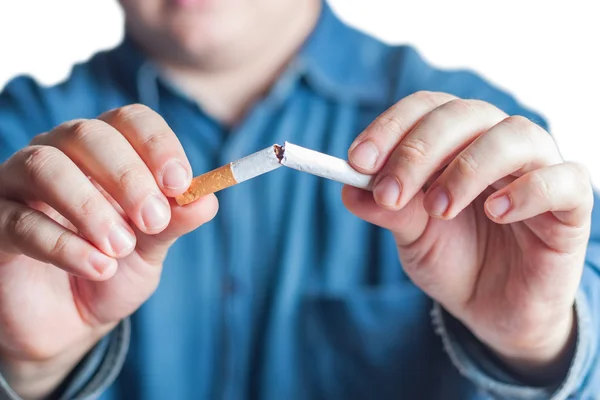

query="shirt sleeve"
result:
[434,192,600,399]
[0,320,130,400]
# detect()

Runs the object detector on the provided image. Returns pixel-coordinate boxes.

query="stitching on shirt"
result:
[75,319,131,399]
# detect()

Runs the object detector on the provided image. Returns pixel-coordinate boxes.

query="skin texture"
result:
[343,91,593,383]
[0,1,593,398]
[0,1,320,397]
[121,0,321,124]
[120,0,312,68]
[0,105,219,398]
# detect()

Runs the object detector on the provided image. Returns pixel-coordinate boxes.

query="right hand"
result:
[0,104,218,398]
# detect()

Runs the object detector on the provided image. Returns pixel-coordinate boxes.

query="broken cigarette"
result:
[175,142,374,206]
[175,145,282,205]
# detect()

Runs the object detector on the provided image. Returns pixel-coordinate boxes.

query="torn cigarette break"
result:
[278,142,374,190]
[175,145,281,205]
[175,142,375,206]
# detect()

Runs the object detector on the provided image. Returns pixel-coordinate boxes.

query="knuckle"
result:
[21,146,61,185]
[504,115,532,129]
[465,99,506,118]
[567,161,591,181]
[29,132,49,146]
[75,192,101,218]
[566,162,594,207]
[68,119,107,143]
[528,172,553,201]
[6,208,38,239]
[141,131,172,153]
[111,103,152,123]
[395,137,431,164]
[116,164,146,191]
[502,116,558,163]
[411,90,452,108]
[441,99,476,117]
[376,113,408,136]
[502,115,541,144]
[454,151,480,179]
[55,118,87,132]
[465,98,492,109]
[412,90,439,107]
[48,230,71,259]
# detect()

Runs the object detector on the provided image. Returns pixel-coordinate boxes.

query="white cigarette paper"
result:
[231,145,282,182]
[278,142,374,190]
[175,145,282,205]
[176,141,374,205]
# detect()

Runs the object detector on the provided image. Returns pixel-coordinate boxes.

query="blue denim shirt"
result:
[1,4,599,400]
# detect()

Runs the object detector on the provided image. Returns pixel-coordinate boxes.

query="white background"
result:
[0,0,598,186]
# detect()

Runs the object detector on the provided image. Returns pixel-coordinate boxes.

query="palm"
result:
[397,191,585,345]
[0,246,160,361]
[0,185,215,362]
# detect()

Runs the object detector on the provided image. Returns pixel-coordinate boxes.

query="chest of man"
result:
[106,86,475,399]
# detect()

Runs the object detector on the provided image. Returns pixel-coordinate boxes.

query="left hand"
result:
[343,91,594,383]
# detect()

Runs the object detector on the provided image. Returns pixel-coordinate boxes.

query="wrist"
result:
[0,333,104,399]
[485,308,577,386]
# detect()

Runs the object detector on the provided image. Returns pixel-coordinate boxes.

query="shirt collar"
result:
[295,1,393,105]
[109,1,392,108]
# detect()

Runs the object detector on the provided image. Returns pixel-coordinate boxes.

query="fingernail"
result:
[487,195,511,218]
[89,252,116,276]
[141,195,170,231]
[162,160,190,191]
[374,176,402,207]
[108,224,136,256]
[350,141,379,170]
[427,187,450,216]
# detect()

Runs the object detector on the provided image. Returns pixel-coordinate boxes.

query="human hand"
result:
[0,104,218,397]
[343,91,593,383]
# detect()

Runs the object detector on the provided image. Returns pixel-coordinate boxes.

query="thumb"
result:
[342,186,429,246]
[134,194,219,264]
[72,195,218,326]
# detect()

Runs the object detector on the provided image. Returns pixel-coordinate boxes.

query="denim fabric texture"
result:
[1,3,599,399]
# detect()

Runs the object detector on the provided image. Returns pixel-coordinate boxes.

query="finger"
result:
[484,162,594,228]
[424,115,562,219]
[89,177,127,219]
[98,104,192,196]
[348,91,457,173]
[25,199,76,230]
[68,194,220,325]
[341,186,429,246]
[0,198,117,280]
[373,99,507,211]
[34,119,171,235]
[134,194,219,265]
[1,146,136,258]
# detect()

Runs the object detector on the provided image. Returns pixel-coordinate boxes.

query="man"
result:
[0,0,598,398]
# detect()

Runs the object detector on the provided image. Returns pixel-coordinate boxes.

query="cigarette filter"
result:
[175,145,281,205]
[175,141,375,206]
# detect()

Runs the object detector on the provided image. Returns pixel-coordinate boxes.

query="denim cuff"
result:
[0,319,130,400]
[432,290,593,399]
